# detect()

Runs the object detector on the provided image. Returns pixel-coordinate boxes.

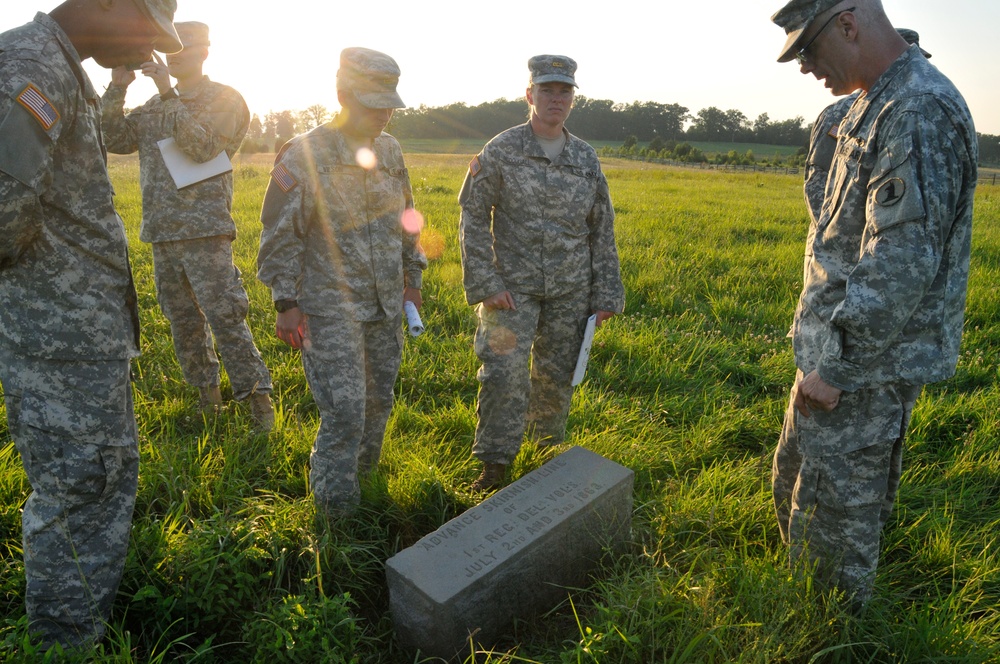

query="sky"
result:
[3,1,999,134]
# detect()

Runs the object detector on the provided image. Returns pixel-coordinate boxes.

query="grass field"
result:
[2,153,1000,662]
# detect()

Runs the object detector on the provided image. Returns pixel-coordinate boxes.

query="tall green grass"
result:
[2,154,999,662]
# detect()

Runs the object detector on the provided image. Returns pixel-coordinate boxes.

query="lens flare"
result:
[355,147,377,170]
[400,208,425,234]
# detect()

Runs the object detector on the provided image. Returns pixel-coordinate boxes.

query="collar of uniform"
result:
[838,46,917,141]
[861,46,917,118]
[34,11,98,101]
[328,126,388,166]
[521,122,572,164]
[178,75,210,99]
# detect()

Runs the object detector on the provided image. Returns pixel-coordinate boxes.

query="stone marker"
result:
[386,446,634,660]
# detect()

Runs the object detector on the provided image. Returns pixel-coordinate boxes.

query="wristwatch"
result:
[159,88,179,102]
[274,299,299,313]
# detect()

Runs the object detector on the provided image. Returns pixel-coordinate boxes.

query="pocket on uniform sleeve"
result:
[866,134,925,234]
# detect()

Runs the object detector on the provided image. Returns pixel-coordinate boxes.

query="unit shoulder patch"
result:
[874,177,906,207]
[469,155,482,177]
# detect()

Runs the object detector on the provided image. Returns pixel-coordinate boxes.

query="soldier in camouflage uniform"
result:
[258,48,426,513]
[0,0,181,649]
[459,55,625,491]
[101,21,274,430]
[771,0,977,605]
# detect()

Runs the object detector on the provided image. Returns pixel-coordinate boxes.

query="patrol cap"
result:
[174,22,210,49]
[336,47,405,109]
[771,0,842,63]
[896,28,931,58]
[528,54,578,87]
[134,0,183,54]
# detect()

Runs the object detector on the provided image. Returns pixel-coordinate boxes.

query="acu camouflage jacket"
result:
[794,46,978,391]
[458,123,625,314]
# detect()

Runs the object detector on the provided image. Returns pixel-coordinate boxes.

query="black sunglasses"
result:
[795,7,856,65]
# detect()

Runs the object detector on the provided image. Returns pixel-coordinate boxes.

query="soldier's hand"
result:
[482,291,516,311]
[111,66,136,88]
[141,52,173,94]
[593,310,616,328]
[403,286,422,310]
[276,308,308,350]
[794,370,842,417]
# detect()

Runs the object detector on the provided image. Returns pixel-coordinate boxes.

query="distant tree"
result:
[768,116,809,147]
[247,114,263,140]
[723,109,749,142]
[689,106,728,140]
[264,110,298,151]
[569,96,618,139]
[752,113,772,142]
[237,113,267,154]
[262,112,276,145]
[979,133,1000,165]
[753,113,770,134]
[623,135,638,150]
[301,104,331,130]
[616,101,689,142]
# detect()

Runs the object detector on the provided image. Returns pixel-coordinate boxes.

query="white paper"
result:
[571,314,598,386]
[404,300,424,337]
[156,137,232,189]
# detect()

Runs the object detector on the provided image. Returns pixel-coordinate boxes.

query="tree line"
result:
[238,98,813,153]
[238,98,1000,166]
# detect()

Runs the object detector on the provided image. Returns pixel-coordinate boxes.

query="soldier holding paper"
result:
[102,21,274,429]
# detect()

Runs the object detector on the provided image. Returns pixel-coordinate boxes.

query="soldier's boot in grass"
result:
[249,392,275,433]
[471,463,507,492]
[199,385,223,415]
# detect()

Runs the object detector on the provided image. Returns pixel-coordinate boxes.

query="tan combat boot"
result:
[471,463,507,492]
[249,392,275,433]
[198,385,223,414]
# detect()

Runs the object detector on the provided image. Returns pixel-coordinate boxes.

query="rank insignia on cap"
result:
[17,84,60,131]
[469,156,482,177]
[270,163,298,193]
[875,177,905,206]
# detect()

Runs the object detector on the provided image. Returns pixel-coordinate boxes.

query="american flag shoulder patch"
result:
[17,83,60,131]
[469,155,482,177]
[827,123,840,139]
[270,163,298,193]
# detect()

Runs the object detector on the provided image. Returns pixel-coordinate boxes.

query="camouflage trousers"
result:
[0,347,138,649]
[772,369,922,604]
[152,237,271,400]
[301,313,403,512]
[472,290,590,465]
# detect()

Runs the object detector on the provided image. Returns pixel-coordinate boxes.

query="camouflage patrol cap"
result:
[771,0,842,63]
[529,55,578,87]
[134,0,183,54]
[174,22,210,48]
[336,47,405,109]
[896,28,931,58]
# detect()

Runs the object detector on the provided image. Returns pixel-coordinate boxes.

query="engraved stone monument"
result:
[386,446,634,659]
